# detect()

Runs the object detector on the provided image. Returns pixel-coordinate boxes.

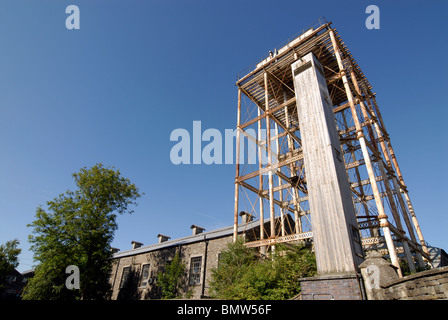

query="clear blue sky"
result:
[1,0,447,272]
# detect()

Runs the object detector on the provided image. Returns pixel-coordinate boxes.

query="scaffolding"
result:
[232,18,430,276]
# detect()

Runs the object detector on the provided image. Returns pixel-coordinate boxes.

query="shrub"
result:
[210,238,316,300]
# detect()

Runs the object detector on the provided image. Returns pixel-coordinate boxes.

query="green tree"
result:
[22,163,142,300]
[209,237,256,299]
[0,239,21,292]
[157,252,187,299]
[209,238,317,300]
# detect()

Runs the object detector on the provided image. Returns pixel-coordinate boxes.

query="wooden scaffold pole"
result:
[370,96,428,256]
[233,88,242,242]
[340,109,378,238]
[355,77,426,267]
[329,29,403,277]
[348,68,416,272]
[264,71,276,251]
[283,91,302,234]
[274,122,286,237]
[257,105,266,254]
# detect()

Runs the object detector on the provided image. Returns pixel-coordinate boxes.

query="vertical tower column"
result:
[264,72,276,251]
[257,107,266,255]
[292,52,364,274]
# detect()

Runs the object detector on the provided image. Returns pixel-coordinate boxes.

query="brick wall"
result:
[300,273,363,300]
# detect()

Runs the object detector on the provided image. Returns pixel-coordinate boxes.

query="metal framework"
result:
[232,18,430,276]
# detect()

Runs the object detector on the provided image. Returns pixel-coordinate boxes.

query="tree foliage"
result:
[209,237,317,300]
[0,239,21,291]
[157,252,187,299]
[22,163,142,300]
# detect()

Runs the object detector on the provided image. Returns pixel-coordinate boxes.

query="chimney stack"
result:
[110,247,120,254]
[190,225,205,236]
[157,234,171,243]
[239,211,254,224]
[131,241,143,250]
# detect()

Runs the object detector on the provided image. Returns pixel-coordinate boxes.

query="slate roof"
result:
[112,219,263,259]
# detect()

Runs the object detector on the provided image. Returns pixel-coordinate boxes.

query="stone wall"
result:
[109,234,233,300]
[370,266,448,300]
[360,250,448,300]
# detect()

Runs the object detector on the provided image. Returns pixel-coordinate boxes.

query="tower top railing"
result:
[236,17,330,82]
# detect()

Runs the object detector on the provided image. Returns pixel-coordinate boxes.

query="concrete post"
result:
[291,52,364,274]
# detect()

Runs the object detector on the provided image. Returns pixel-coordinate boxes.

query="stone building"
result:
[1,268,25,299]
[109,212,267,300]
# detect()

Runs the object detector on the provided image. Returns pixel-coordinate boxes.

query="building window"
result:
[139,264,151,287]
[119,266,131,289]
[188,256,202,286]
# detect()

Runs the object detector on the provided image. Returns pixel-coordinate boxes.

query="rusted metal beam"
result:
[244,231,313,248]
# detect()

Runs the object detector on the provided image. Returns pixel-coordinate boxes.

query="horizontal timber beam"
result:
[236,152,304,182]
[240,97,296,130]
[243,231,313,248]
